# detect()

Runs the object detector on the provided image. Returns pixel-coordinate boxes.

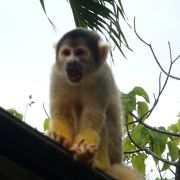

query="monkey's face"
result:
[55,28,109,84]
[57,44,91,83]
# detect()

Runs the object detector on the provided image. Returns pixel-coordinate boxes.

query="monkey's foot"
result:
[70,139,97,166]
[48,131,72,149]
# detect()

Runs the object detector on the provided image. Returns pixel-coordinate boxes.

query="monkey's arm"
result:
[49,65,74,148]
[74,108,103,145]
[49,95,74,149]
[49,119,73,149]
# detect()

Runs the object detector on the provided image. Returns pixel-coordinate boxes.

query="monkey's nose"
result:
[65,61,83,71]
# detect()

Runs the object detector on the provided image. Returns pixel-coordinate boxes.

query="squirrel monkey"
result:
[49,28,143,180]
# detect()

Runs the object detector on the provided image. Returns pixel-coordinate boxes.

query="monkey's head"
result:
[55,28,109,84]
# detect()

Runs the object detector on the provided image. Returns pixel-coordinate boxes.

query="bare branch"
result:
[124,149,142,154]
[158,72,162,94]
[139,52,172,121]
[173,54,180,64]
[43,102,50,119]
[128,31,180,137]
[156,163,163,179]
[134,17,180,80]
[169,168,176,176]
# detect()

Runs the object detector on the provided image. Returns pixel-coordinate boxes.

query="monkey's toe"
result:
[70,140,97,166]
[48,131,72,149]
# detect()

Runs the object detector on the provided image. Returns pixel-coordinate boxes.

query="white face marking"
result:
[58,45,90,63]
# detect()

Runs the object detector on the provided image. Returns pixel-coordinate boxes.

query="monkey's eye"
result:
[62,49,71,56]
[75,48,88,57]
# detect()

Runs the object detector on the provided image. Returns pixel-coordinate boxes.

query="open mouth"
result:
[67,68,82,83]
[65,61,83,83]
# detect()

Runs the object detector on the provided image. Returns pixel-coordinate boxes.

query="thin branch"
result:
[140,52,172,121]
[134,17,180,80]
[169,168,176,176]
[126,120,139,126]
[43,102,50,119]
[129,112,180,137]
[158,72,162,94]
[168,41,173,63]
[156,163,163,179]
[23,103,28,122]
[173,54,180,64]
[124,149,142,154]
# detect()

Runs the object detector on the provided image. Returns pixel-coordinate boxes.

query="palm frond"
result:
[39,0,57,32]
[39,0,130,58]
[68,0,131,58]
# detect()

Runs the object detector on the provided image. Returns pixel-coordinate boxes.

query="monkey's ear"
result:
[98,40,110,63]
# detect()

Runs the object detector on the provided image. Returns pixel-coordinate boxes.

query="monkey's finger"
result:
[56,134,72,149]
[48,132,57,140]
[86,144,97,154]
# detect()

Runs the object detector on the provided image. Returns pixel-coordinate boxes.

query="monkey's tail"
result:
[110,164,144,180]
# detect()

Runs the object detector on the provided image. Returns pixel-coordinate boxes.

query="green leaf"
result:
[177,119,180,131]
[161,162,170,172]
[121,91,136,114]
[124,137,136,153]
[39,0,57,31]
[137,101,149,121]
[167,141,179,161]
[132,153,147,175]
[43,118,49,132]
[132,125,150,146]
[173,137,180,146]
[127,114,134,129]
[149,127,168,158]
[168,124,179,133]
[39,0,46,12]
[7,108,23,121]
[131,87,150,103]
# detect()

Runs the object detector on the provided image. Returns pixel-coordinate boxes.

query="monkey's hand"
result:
[70,129,100,166]
[48,119,73,149]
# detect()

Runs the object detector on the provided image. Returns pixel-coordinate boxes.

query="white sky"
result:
[0,0,180,133]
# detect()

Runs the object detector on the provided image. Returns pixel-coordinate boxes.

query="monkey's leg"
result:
[94,144,111,171]
[49,118,73,149]
[92,127,111,171]
[71,109,106,165]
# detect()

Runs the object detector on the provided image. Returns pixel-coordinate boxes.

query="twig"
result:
[140,54,172,121]
[128,34,180,137]
[134,17,180,80]
[124,149,142,154]
[129,112,180,137]
[156,163,163,179]
[169,168,176,176]
[23,103,28,122]
[43,102,50,119]
[132,31,178,126]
